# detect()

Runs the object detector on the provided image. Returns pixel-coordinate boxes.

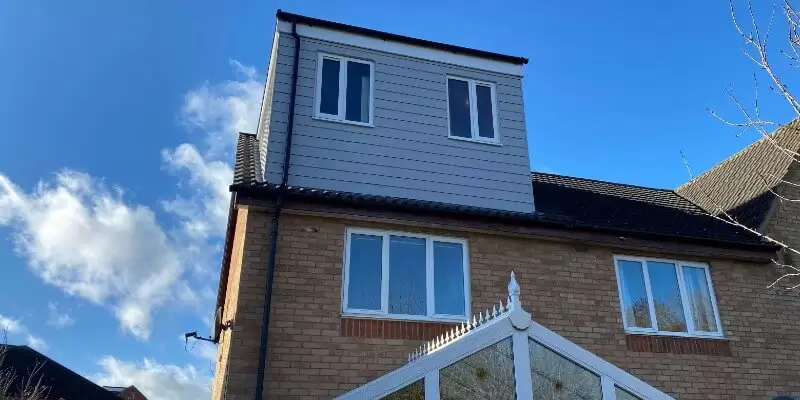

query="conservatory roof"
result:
[336,273,673,400]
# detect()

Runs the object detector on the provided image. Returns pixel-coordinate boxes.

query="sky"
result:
[0,0,796,398]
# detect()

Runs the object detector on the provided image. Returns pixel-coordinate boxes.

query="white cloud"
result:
[47,302,75,328]
[93,357,210,400]
[0,314,46,351]
[25,334,47,351]
[0,171,182,340]
[0,314,23,334]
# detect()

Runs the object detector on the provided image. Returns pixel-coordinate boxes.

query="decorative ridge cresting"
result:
[407,272,522,363]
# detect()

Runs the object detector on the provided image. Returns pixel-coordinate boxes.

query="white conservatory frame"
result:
[336,272,673,400]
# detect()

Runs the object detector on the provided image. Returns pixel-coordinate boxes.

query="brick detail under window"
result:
[340,317,459,340]
[626,334,731,356]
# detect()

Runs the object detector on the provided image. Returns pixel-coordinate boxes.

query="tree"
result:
[683,0,800,290]
[0,343,50,400]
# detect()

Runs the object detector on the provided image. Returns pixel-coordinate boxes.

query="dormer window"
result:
[446,77,499,144]
[314,53,374,126]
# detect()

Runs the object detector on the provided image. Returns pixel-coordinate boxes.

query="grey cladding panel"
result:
[265,35,534,213]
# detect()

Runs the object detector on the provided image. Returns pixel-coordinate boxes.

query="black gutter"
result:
[253,21,300,400]
[276,9,528,65]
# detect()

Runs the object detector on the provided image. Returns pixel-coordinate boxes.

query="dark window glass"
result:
[476,84,495,139]
[447,79,471,138]
[319,58,340,115]
[347,234,383,310]
[345,61,371,123]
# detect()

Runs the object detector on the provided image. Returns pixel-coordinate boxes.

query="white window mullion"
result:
[675,265,695,335]
[640,261,659,331]
[424,369,440,399]
[704,266,724,336]
[512,331,534,399]
[601,375,616,399]
[381,233,390,314]
[467,81,479,139]
[426,238,435,317]
[338,59,347,120]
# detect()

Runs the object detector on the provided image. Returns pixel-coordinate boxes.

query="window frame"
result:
[445,76,501,145]
[613,255,724,338]
[313,52,375,127]
[342,227,471,323]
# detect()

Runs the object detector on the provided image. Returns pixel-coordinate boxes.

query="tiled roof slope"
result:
[0,345,120,400]
[233,132,259,185]
[677,120,800,229]
[232,133,770,248]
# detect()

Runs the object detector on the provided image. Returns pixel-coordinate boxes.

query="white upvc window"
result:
[613,255,724,338]
[342,228,470,322]
[314,53,374,126]
[445,76,499,144]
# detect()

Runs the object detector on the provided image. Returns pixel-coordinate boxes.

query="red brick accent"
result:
[625,334,732,356]
[340,317,459,340]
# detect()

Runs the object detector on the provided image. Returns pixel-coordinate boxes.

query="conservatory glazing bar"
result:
[336,273,672,400]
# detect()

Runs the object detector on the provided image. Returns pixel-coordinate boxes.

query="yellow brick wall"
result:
[764,160,800,268]
[215,207,800,399]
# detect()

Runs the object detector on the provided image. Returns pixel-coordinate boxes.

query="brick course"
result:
[213,206,800,399]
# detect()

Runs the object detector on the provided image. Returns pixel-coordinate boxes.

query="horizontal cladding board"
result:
[266,160,532,196]
[265,170,533,212]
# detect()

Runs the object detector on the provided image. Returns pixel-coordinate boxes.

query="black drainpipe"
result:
[253,20,300,400]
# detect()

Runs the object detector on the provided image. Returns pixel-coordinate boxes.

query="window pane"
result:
[529,339,601,400]
[319,58,340,115]
[345,61,371,123]
[347,234,383,310]
[433,241,465,316]
[682,266,718,332]
[389,236,426,315]
[440,337,514,400]
[447,79,472,138]
[476,84,495,139]
[647,262,687,332]
[617,260,651,328]
[615,387,642,400]
[381,380,424,400]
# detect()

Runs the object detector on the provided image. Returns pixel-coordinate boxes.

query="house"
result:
[103,385,150,400]
[0,344,120,400]
[210,9,800,399]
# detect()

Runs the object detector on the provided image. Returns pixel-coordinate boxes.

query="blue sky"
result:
[0,0,795,398]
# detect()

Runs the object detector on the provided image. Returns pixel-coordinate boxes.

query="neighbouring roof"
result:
[276,10,529,65]
[677,120,800,229]
[231,133,771,249]
[0,345,119,400]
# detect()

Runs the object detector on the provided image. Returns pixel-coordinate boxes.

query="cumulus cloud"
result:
[94,357,210,400]
[0,171,182,340]
[47,302,75,328]
[0,314,46,351]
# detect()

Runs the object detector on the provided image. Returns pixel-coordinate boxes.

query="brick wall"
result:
[215,207,800,399]
[764,159,800,267]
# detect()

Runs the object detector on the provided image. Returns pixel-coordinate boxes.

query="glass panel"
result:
[345,60,371,123]
[440,337,514,400]
[389,236,427,315]
[476,84,495,139]
[529,339,601,400]
[682,266,718,332]
[347,234,383,310]
[617,260,651,328]
[433,241,465,316]
[381,379,424,400]
[615,386,642,400]
[647,261,687,332]
[447,79,472,138]
[319,58,340,115]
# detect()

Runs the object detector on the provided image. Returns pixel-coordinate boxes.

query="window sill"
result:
[624,329,724,340]
[341,312,467,324]
[312,114,374,128]
[447,135,502,146]
[626,334,731,356]
[340,317,461,340]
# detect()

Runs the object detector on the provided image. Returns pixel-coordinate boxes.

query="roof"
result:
[0,345,119,400]
[231,133,771,249]
[276,10,529,65]
[677,120,800,229]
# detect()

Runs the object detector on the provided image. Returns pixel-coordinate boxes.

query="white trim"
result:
[313,53,375,126]
[602,375,617,400]
[511,331,533,399]
[343,227,470,322]
[277,20,524,76]
[445,76,500,145]
[613,255,724,338]
[424,369,439,399]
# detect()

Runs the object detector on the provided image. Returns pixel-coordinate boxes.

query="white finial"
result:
[508,271,521,311]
